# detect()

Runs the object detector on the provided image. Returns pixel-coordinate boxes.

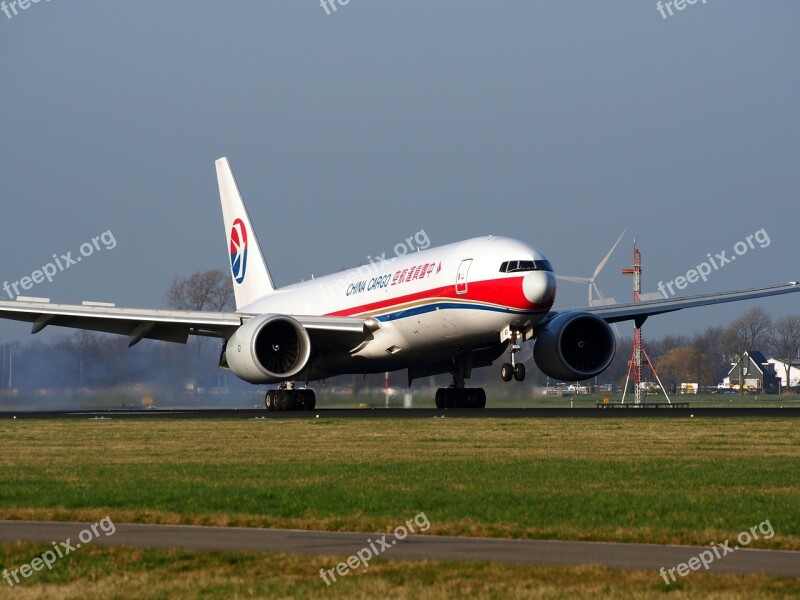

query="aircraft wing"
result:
[0,300,377,348]
[573,282,800,326]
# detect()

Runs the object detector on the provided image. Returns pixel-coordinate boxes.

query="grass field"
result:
[2,543,799,599]
[0,417,798,597]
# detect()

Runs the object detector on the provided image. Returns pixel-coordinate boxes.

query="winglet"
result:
[216,157,276,310]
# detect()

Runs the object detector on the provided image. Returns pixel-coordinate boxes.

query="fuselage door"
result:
[456,259,473,295]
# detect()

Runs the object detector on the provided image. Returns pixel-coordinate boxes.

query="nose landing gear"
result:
[501,329,526,382]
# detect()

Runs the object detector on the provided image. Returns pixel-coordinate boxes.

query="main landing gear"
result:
[435,354,487,409]
[435,387,486,409]
[500,329,526,383]
[265,384,316,411]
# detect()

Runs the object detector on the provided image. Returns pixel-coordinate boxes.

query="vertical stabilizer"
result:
[215,157,276,309]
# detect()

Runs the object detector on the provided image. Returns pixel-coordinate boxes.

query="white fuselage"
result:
[240,236,557,377]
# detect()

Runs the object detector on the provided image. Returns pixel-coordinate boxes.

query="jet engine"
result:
[223,315,312,384]
[533,312,616,381]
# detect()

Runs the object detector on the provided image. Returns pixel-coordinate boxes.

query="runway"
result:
[1,520,798,579]
[1,407,799,419]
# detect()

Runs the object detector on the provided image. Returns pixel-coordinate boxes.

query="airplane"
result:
[0,157,798,410]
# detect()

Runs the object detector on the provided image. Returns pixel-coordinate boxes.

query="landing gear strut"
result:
[501,329,526,383]
[265,383,316,411]
[435,354,487,409]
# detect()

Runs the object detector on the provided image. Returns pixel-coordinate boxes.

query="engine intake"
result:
[224,315,312,384]
[533,312,616,381]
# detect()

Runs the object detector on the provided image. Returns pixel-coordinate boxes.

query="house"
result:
[727,351,779,393]
[767,358,800,391]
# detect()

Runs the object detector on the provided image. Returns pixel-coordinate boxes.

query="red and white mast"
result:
[621,242,670,405]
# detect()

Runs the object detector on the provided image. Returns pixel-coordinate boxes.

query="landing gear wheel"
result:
[435,387,487,408]
[470,389,483,408]
[464,389,486,408]
[301,389,316,411]
[264,389,317,412]
[275,390,286,411]
[435,388,456,408]
[290,391,303,410]
[501,363,514,382]
[514,363,526,382]
[267,388,315,411]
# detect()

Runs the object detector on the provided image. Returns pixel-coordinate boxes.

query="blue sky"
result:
[1,1,799,342]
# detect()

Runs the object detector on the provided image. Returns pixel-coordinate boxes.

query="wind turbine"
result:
[557,230,626,307]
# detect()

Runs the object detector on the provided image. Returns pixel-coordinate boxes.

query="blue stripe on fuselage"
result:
[373,302,545,322]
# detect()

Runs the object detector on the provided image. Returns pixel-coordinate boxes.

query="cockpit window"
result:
[499,260,553,273]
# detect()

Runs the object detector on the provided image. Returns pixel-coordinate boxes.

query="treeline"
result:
[0,333,233,393]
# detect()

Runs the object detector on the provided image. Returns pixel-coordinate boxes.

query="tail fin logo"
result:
[229,218,248,284]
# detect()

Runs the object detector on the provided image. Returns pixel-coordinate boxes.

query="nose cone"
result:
[523,271,556,306]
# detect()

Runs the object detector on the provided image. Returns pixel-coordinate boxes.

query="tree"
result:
[770,315,800,394]
[166,269,234,312]
[656,347,703,390]
[721,308,772,395]
[604,336,633,388]
[166,269,235,396]
[648,335,690,364]
[692,326,726,391]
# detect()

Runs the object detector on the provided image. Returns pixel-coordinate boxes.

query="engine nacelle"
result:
[533,312,616,381]
[223,315,312,384]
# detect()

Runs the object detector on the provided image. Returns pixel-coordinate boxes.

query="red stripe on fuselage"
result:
[326,276,550,317]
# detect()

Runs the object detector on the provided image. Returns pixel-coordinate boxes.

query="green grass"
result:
[0,418,797,549]
[1,543,799,599]
[1,418,798,598]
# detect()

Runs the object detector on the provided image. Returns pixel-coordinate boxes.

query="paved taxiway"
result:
[1,408,799,419]
[1,520,798,578]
